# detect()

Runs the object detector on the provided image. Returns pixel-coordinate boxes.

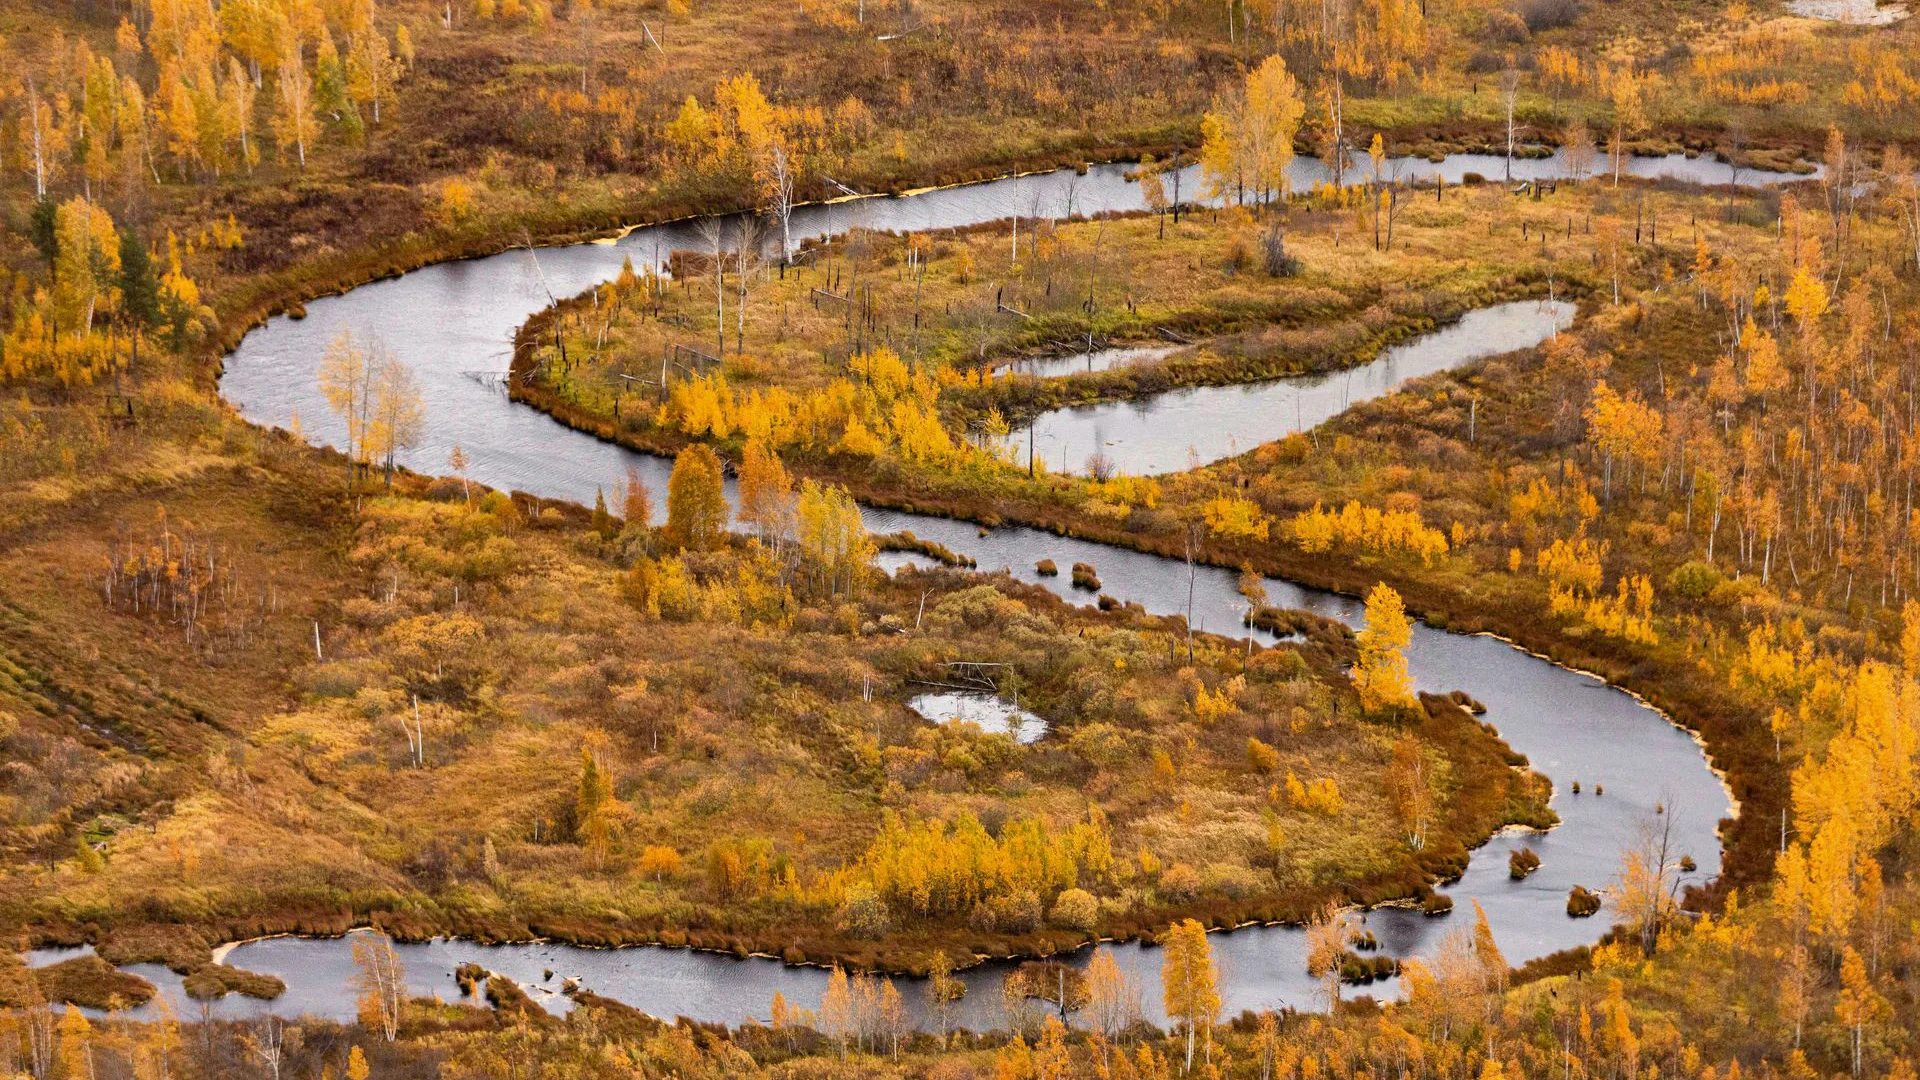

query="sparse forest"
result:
[7,0,1920,1076]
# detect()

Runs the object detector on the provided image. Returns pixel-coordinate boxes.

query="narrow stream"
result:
[1010,299,1574,476]
[175,153,1755,1029]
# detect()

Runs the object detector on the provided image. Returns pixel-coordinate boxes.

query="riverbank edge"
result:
[47,136,1767,1002]
[506,303,1775,912]
[14,644,1553,990]
[197,118,1825,381]
[515,200,1592,428]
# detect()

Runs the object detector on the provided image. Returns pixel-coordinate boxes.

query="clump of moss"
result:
[182,964,286,1001]
[97,924,214,973]
[1509,848,1542,879]
[455,962,489,996]
[33,955,157,1009]
[1341,954,1398,984]
[486,974,548,1021]
[1418,887,1455,917]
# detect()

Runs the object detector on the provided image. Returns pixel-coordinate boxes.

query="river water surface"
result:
[186,152,1758,1029]
[1012,299,1574,476]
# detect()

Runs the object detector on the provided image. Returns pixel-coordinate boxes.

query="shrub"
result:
[303,661,371,699]
[1247,737,1281,774]
[1225,231,1254,273]
[1261,223,1300,277]
[1158,862,1202,903]
[1247,648,1310,680]
[1286,771,1343,815]
[835,883,893,938]
[1517,0,1580,30]
[992,889,1044,933]
[1199,862,1265,900]
[635,845,683,881]
[1665,561,1725,602]
[438,178,477,225]
[1484,8,1530,40]
[1050,888,1100,932]
[1071,562,1101,591]
[1567,885,1602,917]
[1036,558,1058,576]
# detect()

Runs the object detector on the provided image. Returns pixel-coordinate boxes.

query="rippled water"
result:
[157,154,1740,1029]
[1010,300,1575,476]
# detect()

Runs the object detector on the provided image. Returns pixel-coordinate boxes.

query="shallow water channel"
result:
[131,152,1758,1029]
[1008,299,1574,476]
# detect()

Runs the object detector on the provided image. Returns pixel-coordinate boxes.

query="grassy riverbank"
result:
[519,180,1585,432]
[2,4,1919,1077]
[504,174,1809,910]
[0,429,1552,986]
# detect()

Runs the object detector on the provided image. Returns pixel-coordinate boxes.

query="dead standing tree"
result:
[764,142,798,271]
[696,217,727,360]
[734,216,765,355]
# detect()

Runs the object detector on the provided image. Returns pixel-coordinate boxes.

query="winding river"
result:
[131,150,1781,1030]
[1013,299,1574,476]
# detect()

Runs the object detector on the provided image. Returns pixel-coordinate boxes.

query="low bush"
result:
[1517,0,1580,31]
[1665,561,1725,602]
[1050,888,1100,933]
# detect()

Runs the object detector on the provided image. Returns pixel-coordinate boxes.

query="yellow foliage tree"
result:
[665,444,728,550]
[1353,582,1416,714]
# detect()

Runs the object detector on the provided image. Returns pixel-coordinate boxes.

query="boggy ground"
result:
[4,0,1879,376]
[506,173,1804,905]
[0,403,1550,998]
[519,180,1569,431]
[1,0,1917,1070]
[508,172,1627,497]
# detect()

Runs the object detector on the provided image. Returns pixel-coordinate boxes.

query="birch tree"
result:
[762,141,797,265]
[273,30,315,167]
[351,932,406,1042]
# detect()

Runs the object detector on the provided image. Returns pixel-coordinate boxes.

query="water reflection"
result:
[907,691,1049,743]
[182,155,1737,1029]
[1009,300,1575,476]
